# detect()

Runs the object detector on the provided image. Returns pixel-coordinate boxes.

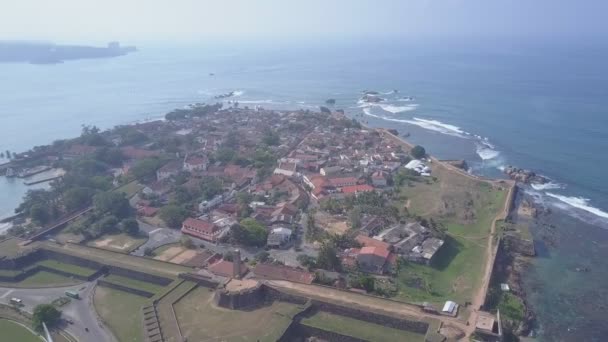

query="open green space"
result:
[94,286,148,342]
[103,274,165,294]
[17,271,81,288]
[395,164,508,305]
[0,319,43,342]
[0,238,29,258]
[156,280,197,341]
[86,232,147,253]
[301,311,425,342]
[498,292,525,322]
[174,286,305,342]
[113,181,144,198]
[150,242,180,256]
[42,242,191,277]
[38,259,98,277]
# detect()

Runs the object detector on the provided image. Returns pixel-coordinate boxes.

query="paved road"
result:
[0,282,116,342]
[131,220,181,256]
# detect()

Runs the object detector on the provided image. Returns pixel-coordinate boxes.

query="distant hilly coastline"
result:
[0,41,137,64]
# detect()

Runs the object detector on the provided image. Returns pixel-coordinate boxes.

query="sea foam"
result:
[546,193,608,219]
[531,182,563,191]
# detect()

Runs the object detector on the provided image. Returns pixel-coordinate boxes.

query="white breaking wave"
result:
[546,193,608,219]
[531,182,563,191]
[232,90,244,96]
[238,99,277,104]
[476,144,500,160]
[377,104,418,113]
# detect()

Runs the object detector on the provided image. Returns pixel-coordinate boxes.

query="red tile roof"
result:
[253,264,315,284]
[208,259,249,278]
[342,184,375,194]
[356,235,391,250]
[359,246,390,259]
[329,177,359,187]
[182,218,218,234]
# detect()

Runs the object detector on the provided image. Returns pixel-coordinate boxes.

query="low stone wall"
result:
[264,285,309,305]
[108,265,172,286]
[98,279,155,298]
[213,283,264,309]
[279,323,367,342]
[179,273,220,289]
[0,266,39,283]
[0,248,44,270]
[311,300,429,334]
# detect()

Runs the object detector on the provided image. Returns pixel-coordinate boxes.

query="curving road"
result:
[0,281,116,342]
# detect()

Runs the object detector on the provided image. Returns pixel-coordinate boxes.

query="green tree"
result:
[359,274,376,293]
[130,157,162,181]
[158,205,189,228]
[32,304,61,331]
[63,187,94,211]
[262,129,280,146]
[316,243,341,271]
[93,192,131,218]
[93,147,125,166]
[181,235,195,249]
[410,145,426,159]
[200,177,223,200]
[348,207,362,229]
[119,218,140,236]
[214,147,236,163]
[29,204,50,225]
[231,218,268,247]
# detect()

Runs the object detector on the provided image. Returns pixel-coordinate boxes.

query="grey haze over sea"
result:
[1,39,607,340]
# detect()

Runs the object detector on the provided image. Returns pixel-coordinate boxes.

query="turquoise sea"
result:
[1,38,607,340]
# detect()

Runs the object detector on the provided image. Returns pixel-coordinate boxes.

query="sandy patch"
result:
[170,250,197,264]
[154,246,186,261]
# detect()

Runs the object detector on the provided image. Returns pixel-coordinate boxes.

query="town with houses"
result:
[0,103,517,342]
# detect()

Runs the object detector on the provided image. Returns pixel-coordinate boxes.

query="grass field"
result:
[0,319,43,342]
[87,233,147,253]
[103,274,166,294]
[42,242,191,277]
[395,163,508,305]
[0,238,28,258]
[301,311,425,342]
[174,286,304,342]
[17,271,81,288]
[38,259,98,277]
[94,286,148,342]
[156,281,197,342]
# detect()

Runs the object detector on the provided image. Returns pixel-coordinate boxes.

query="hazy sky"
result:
[1,0,607,44]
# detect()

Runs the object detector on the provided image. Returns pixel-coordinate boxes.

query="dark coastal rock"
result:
[360,94,383,103]
[325,98,336,105]
[319,106,331,114]
[504,166,548,184]
[215,91,235,99]
[362,90,379,95]
[387,129,399,135]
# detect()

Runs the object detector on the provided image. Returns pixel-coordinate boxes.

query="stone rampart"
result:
[98,279,155,298]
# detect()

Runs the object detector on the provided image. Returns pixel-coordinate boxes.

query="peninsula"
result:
[0,41,137,64]
[0,103,529,342]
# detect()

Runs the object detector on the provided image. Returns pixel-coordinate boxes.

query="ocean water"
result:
[0,39,607,340]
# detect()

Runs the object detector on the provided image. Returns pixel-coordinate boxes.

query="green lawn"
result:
[37,260,98,277]
[94,286,148,342]
[103,274,165,294]
[498,292,525,322]
[174,286,304,342]
[0,319,43,342]
[395,164,508,305]
[301,311,425,342]
[17,271,81,288]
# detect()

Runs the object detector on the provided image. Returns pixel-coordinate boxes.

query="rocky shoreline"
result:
[503,165,549,185]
